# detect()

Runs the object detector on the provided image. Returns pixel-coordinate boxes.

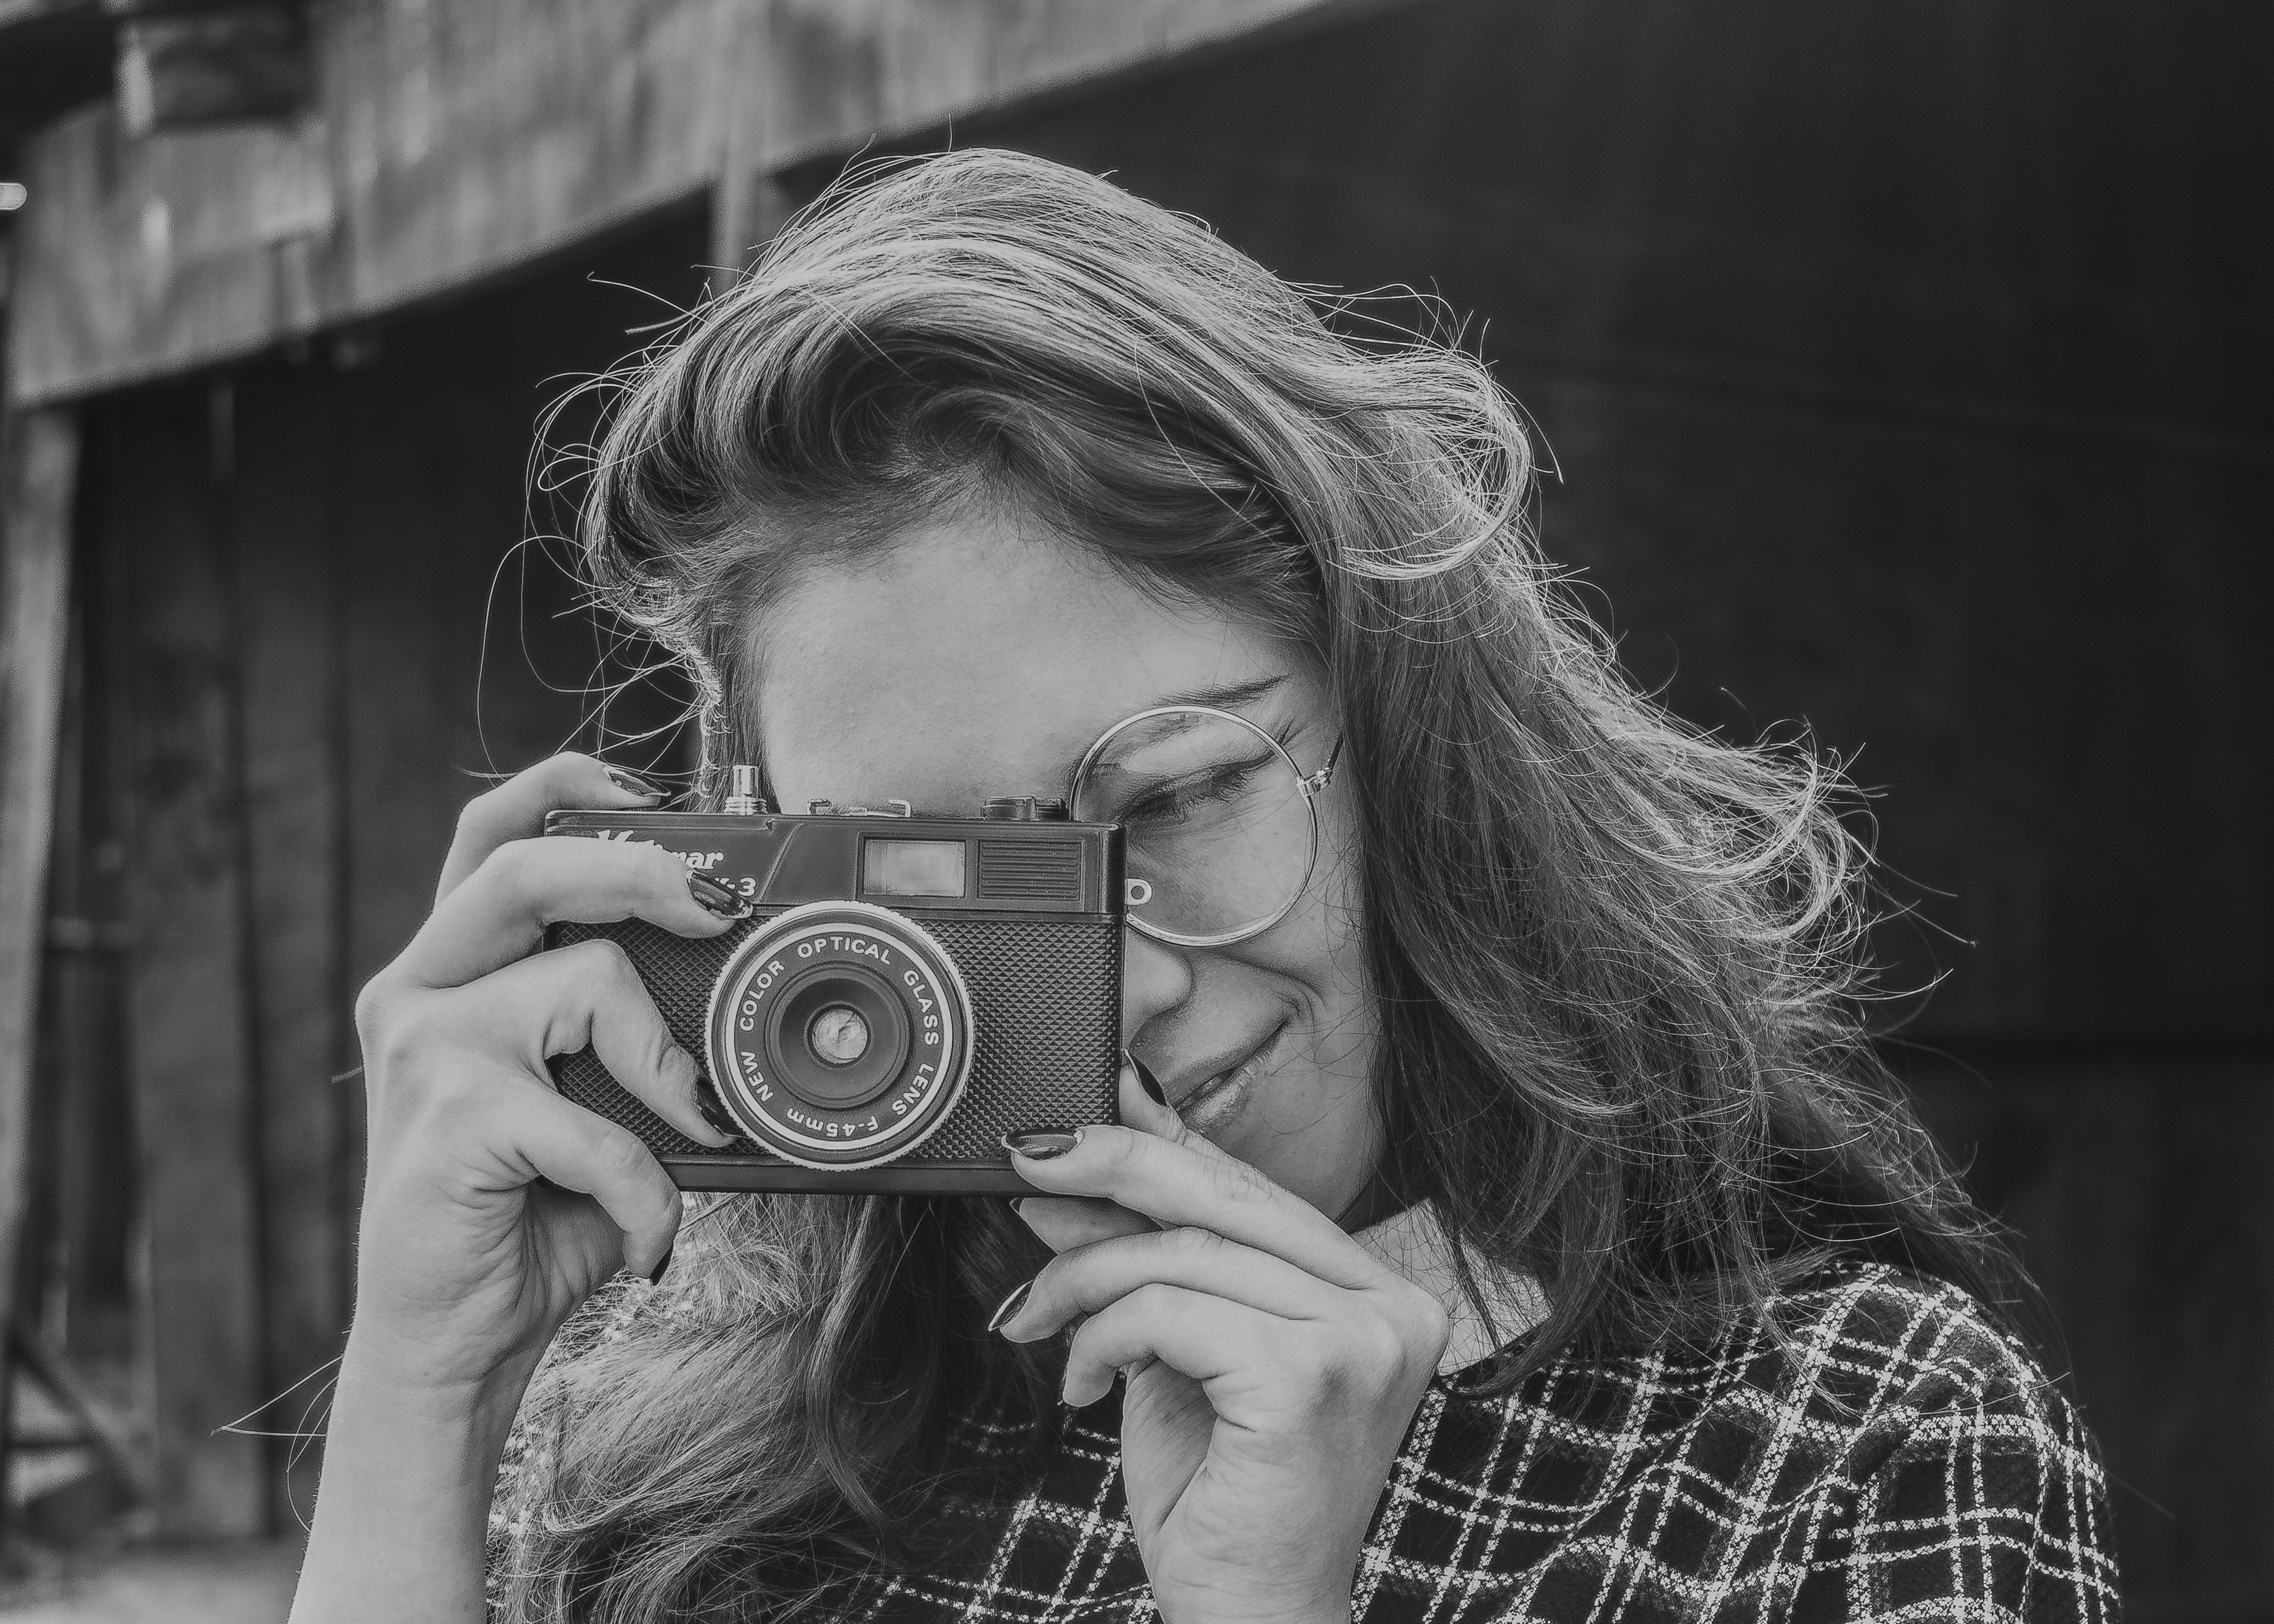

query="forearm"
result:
[289,1339,531,1624]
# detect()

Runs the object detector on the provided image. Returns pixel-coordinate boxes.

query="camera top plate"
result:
[542,808,1124,919]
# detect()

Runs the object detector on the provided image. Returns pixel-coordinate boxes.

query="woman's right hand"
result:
[343,753,742,1406]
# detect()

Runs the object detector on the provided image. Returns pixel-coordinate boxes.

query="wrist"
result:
[290,1338,535,1624]
[333,1321,539,1447]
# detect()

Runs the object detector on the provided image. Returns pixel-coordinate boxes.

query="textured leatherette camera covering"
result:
[547,911,1121,1192]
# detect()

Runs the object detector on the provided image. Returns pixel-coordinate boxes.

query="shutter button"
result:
[982,796,1070,821]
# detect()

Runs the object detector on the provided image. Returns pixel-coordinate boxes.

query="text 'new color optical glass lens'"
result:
[1071,706,1330,948]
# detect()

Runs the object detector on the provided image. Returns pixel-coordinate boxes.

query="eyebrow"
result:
[1149,674,1288,711]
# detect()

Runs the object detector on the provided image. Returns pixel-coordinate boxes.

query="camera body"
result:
[542,787,1123,1194]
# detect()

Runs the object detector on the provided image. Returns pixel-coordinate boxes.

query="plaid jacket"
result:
[494,1263,2121,1623]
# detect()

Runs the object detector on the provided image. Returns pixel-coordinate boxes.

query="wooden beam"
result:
[108,383,267,1535]
[6,0,1382,406]
[117,3,312,137]
[0,405,79,1507]
[0,0,97,30]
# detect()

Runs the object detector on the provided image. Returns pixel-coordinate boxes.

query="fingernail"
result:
[696,1084,740,1141]
[1001,1129,1082,1160]
[607,766,665,801]
[688,871,753,919]
[1128,1052,1166,1106]
[987,1280,1032,1335]
[647,1246,673,1287]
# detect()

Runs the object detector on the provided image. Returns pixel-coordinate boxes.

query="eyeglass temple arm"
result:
[1300,734,1345,796]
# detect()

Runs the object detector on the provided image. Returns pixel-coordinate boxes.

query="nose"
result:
[1121,925,1193,1042]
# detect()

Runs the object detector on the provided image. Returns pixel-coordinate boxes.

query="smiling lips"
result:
[1161,1018,1293,1130]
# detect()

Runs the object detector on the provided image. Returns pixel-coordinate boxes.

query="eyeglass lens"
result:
[1072,709,1317,944]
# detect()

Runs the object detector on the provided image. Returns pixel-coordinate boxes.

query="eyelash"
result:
[1120,753,1274,826]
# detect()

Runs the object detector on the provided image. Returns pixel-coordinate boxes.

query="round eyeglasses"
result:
[1071,705,1342,948]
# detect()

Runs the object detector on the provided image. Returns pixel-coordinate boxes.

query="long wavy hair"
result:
[493,149,2025,1620]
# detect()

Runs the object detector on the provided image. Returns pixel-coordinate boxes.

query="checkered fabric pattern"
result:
[493,1263,2121,1623]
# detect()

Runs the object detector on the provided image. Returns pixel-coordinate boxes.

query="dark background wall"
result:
[47,220,710,1528]
[41,0,2266,1606]
[924,3,2269,1608]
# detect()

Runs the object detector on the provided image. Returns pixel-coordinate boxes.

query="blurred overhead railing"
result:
[2,0,1404,408]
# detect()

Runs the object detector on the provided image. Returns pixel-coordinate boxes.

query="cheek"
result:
[1310,800,1371,963]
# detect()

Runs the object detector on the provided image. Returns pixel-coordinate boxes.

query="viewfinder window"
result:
[862,838,967,898]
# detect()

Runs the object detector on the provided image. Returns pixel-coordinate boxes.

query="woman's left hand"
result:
[1000,1077,1451,1624]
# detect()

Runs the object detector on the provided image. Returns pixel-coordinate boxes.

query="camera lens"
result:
[808,1006,869,1065]
[703,901,974,1168]
[768,969,905,1110]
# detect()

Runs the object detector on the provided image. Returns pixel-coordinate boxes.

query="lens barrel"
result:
[703,901,974,1168]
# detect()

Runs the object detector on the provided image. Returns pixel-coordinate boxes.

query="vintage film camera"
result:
[541,770,1124,1193]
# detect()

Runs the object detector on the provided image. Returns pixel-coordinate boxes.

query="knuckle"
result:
[355,976,437,1075]
[479,836,540,898]
[1406,1288,1453,1356]
[353,972,396,1042]
[1025,1255,1070,1312]
[454,782,507,834]
[1098,1126,1149,1174]
[591,1122,659,1187]
[1205,1157,1272,1208]
[1163,1225,1224,1265]
[565,935,637,987]
[1122,1281,1180,1323]
[1350,1310,1411,1383]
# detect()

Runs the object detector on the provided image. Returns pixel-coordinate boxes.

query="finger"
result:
[999,1225,1339,1342]
[396,834,745,991]
[437,753,665,904]
[1007,1124,1385,1291]
[1061,1283,1285,1408]
[479,1077,683,1278]
[1013,1195,1153,1254]
[1009,1054,1192,1254]
[1121,1053,1243,1163]
[442,941,733,1148]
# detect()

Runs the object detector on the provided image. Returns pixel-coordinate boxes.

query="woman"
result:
[291,151,2119,1624]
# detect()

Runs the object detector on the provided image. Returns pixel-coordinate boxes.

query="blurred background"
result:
[0,0,2265,1617]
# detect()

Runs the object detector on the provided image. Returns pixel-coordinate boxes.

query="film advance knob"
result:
[723,764,770,816]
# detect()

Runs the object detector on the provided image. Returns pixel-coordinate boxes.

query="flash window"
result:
[862,838,967,898]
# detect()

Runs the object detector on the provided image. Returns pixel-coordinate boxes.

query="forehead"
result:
[751,513,1306,812]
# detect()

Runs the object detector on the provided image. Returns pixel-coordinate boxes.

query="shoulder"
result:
[1382,1265,2119,1623]
[1443,1262,2073,1451]
[1567,1261,2102,1496]
[1761,1262,2070,1430]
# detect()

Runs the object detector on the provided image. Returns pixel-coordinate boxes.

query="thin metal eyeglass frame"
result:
[1071,704,1343,949]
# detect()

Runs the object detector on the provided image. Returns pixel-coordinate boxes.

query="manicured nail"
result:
[695,1084,740,1141]
[606,766,665,801]
[688,871,753,918]
[1001,1129,1082,1160]
[647,1246,673,1287]
[1128,1052,1166,1106]
[987,1280,1032,1335]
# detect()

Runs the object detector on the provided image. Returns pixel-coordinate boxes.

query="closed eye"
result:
[1116,752,1276,829]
